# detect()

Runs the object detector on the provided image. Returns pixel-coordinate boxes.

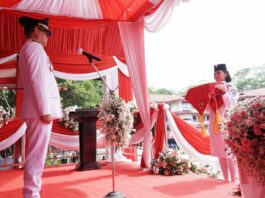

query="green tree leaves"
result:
[233,65,265,92]
[57,79,103,108]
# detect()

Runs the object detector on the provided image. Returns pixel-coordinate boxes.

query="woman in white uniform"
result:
[208,64,238,182]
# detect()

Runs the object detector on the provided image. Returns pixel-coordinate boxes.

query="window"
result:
[182,102,191,110]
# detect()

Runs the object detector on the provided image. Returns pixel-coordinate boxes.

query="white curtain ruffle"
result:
[0,68,16,77]
[0,122,26,151]
[0,54,17,65]
[53,66,117,81]
[130,107,159,144]
[164,108,220,169]
[144,0,185,32]
[49,131,79,151]
[49,131,105,151]
[13,0,103,19]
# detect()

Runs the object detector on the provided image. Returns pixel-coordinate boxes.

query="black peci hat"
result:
[19,16,51,36]
[214,63,232,82]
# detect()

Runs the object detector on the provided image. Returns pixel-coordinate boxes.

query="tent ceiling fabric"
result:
[0,0,163,21]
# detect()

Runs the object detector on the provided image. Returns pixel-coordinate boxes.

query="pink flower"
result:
[245,119,255,127]
[252,102,262,109]
[254,125,262,135]
[241,111,248,119]
[253,111,260,118]
[260,123,265,129]
[258,147,265,155]
[241,138,257,154]
[164,169,171,176]
[234,113,242,121]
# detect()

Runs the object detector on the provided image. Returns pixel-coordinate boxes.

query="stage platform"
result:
[0,161,235,198]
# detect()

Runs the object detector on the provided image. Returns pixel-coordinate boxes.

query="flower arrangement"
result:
[57,105,79,132]
[0,106,13,128]
[225,96,265,185]
[98,92,134,148]
[151,149,221,177]
[151,149,191,176]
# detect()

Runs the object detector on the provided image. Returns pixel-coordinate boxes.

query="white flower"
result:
[98,93,134,148]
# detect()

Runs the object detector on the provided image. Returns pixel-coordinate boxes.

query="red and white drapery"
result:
[0,103,219,169]
[0,119,105,151]
[0,0,188,167]
[164,107,219,168]
[0,54,129,97]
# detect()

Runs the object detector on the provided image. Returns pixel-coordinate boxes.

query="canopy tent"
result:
[0,0,188,168]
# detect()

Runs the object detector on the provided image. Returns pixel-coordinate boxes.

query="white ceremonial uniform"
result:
[208,82,238,157]
[18,40,62,198]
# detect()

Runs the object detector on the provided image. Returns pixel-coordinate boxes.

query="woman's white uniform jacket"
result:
[208,82,238,157]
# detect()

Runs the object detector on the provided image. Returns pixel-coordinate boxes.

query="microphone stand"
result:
[83,53,124,198]
[86,55,118,93]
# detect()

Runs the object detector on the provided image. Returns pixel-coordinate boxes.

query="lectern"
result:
[70,108,101,171]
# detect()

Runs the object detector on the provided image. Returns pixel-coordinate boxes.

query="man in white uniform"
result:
[18,16,62,198]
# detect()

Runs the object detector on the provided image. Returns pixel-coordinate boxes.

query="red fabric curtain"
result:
[0,10,124,58]
[171,113,211,155]
[52,120,79,136]
[0,0,21,7]
[154,104,165,158]
[0,118,24,141]
[99,0,154,21]
[0,77,16,85]
[118,70,133,102]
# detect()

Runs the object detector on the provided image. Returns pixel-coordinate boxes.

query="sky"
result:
[145,0,265,92]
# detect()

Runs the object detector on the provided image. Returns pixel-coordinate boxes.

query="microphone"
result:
[77,48,101,63]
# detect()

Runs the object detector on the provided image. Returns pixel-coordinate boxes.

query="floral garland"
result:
[57,106,79,132]
[0,106,13,128]
[225,96,265,185]
[98,92,134,148]
[151,149,221,177]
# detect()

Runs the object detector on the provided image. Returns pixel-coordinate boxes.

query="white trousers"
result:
[218,157,236,182]
[23,118,52,198]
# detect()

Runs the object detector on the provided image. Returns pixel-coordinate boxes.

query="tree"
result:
[233,65,265,92]
[148,87,176,95]
[0,89,16,116]
[57,79,104,108]
[0,79,104,114]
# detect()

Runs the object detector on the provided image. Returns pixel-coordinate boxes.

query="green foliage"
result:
[148,87,176,95]
[233,65,265,92]
[0,90,16,117]
[57,79,103,108]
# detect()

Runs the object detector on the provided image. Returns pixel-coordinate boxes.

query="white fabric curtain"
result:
[164,108,220,169]
[0,54,129,81]
[49,131,105,151]
[113,56,129,77]
[49,132,79,151]
[53,66,117,81]
[0,54,17,64]
[0,69,16,78]
[13,0,103,19]
[130,107,159,144]
[144,0,186,32]
[0,123,26,151]
[105,69,119,94]
[119,19,152,167]
[0,125,105,152]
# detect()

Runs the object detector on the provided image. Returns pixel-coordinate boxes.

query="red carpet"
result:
[0,162,234,198]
